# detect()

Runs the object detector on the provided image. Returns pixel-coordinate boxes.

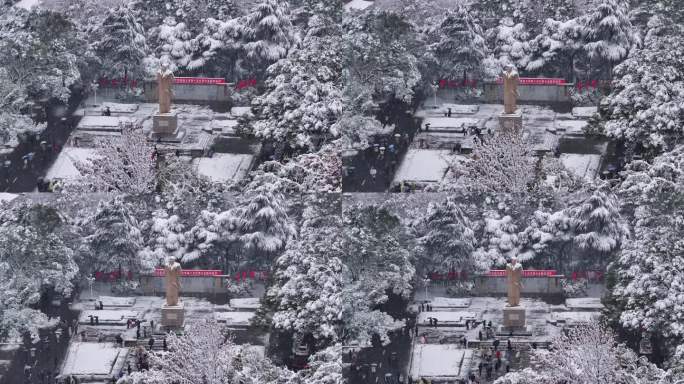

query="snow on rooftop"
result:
[0,193,19,203]
[344,0,374,11]
[14,0,41,9]
[560,153,601,180]
[193,153,254,183]
[45,147,100,181]
[230,107,252,118]
[393,149,453,184]
[572,106,598,119]
[410,344,472,380]
[60,342,128,377]
[78,309,139,325]
[229,298,261,310]
[417,311,478,327]
[565,297,604,310]
[429,297,472,309]
[424,117,479,129]
[214,311,254,326]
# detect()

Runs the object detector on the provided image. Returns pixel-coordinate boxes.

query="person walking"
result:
[148,337,155,350]
[369,167,377,180]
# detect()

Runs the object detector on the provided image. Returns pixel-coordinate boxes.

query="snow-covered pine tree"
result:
[0,203,78,342]
[139,209,187,267]
[580,0,639,76]
[429,5,487,80]
[85,197,149,275]
[242,0,295,75]
[341,205,414,305]
[246,33,343,151]
[526,17,583,79]
[591,18,684,154]
[491,17,532,71]
[232,180,296,264]
[413,198,481,274]
[95,5,148,80]
[270,212,345,341]
[563,190,628,266]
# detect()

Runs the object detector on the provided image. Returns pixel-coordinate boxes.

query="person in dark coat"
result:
[148,337,154,350]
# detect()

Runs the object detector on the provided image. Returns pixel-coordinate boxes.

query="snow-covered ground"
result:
[430,297,472,309]
[409,344,472,381]
[229,298,261,311]
[0,193,19,203]
[14,0,42,9]
[45,147,100,181]
[193,153,254,183]
[214,311,254,327]
[560,153,602,180]
[344,0,375,12]
[393,149,453,184]
[60,342,128,377]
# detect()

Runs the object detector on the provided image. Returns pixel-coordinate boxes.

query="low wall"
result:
[142,82,233,103]
[472,275,564,297]
[139,275,227,296]
[482,83,572,104]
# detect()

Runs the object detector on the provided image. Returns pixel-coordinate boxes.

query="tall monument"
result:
[499,64,523,131]
[503,257,526,330]
[161,257,185,329]
[151,62,184,142]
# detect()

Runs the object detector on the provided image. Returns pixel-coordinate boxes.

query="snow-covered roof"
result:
[193,153,254,183]
[560,153,601,180]
[14,0,41,9]
[0,193,19,203]
[229,298,261,310]
[214,311,254,326]
[45,147,100,181]
[393,149,453,184]
[60,342,128,377]
[410,344,472,380]
[344,0,374,12]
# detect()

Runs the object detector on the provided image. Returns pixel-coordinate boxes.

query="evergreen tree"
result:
[429,5,487,80]
[580,0,639,74]
[85,197,148,274]
[95,5,148,80]
[242,0,295,75]
[413,198,480,274]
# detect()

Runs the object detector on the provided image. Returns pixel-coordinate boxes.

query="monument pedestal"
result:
[499,111,523,131]
[161,303,185,329]
[150,111,186,143]
[503,305,526,329]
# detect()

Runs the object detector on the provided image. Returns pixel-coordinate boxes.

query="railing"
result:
[486,269,558,277]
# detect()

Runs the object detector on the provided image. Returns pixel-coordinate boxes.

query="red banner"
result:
[154,269,222,277]
[495,77,566,86]
[486,269,557,277]
[236,78,257,90]
[174,77,226,85]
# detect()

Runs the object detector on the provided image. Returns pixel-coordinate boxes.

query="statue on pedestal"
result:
[502,64,519,115]
[164,258,182,307]
[157,62,174,114]
[506,257,523,307]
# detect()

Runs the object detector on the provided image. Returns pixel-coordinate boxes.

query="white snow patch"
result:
[556,119,588,135]
[45,147,100,181]
[229,298,261,311]
[565,297,604,310]
[214,311,254,326]
[60,342,128,377]
[78,310,139,325]
[14,0,41,9]
[409,344,472,380]
[429,297,472,309]
[0,193,19,203]
[96,296,136,308]
[344,0,374,11]
[230,107,251,118]
[560,153,602,180]
[393,149,454,184]
[193,153,254,183]
[417,311,478,327]
[423,117,479,130]
[549,311,599,326]
[571,106,598,118]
